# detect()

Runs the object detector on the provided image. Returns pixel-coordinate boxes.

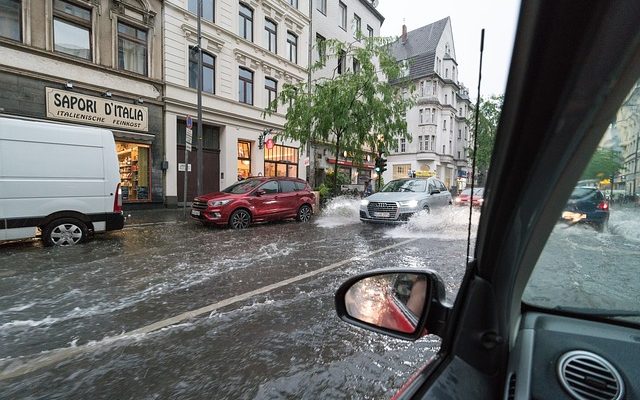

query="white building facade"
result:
[308,0,384,187]
[386,17,472,191]
[163,0,310,205]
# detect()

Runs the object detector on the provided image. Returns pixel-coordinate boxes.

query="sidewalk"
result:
[122,207,192,225]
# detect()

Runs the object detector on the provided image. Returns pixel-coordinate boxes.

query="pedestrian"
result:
[363,180,373,197]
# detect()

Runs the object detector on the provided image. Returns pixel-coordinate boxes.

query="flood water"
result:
[1,200,638,399]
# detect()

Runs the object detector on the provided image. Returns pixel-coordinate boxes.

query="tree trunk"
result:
[333,133,341,195]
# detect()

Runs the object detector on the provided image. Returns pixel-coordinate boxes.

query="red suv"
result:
[191,177,315,229]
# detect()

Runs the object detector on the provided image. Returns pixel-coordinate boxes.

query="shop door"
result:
[177,146,220,202]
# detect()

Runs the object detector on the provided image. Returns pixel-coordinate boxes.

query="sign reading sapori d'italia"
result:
[45,87,148,132]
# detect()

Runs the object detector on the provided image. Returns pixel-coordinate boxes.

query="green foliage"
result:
[264,36,415,194]
[468,95,503,174]
[324,171,351,188]
[582,148,623,180]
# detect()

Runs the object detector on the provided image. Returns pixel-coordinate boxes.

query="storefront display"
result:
[237,141,251,179]
[117,142,151,201]
[264,144,298,177]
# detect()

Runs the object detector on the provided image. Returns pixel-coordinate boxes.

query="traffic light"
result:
[374,157,387,174]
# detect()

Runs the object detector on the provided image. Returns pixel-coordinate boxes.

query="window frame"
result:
[286,30,298,64]
[117,20,148,76]
[288,0,298,9]
[338,1,347,31]
[238,67,254,105]
[52,0,93,61]
[187,0,214,22]
[353,13,361,38]
[239,2,253,42]
[265,77,277,112]
[0,0,22,42]
[367,25,374,38]
[264,17,277,53]
[317,0,327,15]
[189,46,216,94]
[400,138,406,153]
[316,33,326,64]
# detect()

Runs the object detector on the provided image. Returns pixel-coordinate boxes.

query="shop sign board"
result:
[45,87,149,132]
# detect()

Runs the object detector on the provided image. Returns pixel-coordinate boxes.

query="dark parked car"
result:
[562,187,609,231]
[454,187,484,207]
[191,177,315,229]
[335,2,640,399]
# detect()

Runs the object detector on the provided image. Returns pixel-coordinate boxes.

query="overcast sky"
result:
[377,0,521,99]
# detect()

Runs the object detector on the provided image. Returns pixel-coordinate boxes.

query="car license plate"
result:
[374,212,390,218]
[191,210,201,216]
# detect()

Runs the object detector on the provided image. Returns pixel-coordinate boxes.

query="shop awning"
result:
[113,130,155,144]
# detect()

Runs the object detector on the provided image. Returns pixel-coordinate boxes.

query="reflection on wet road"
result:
[0,199,512,398]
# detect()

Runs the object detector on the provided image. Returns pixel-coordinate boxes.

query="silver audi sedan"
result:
[360,177,452,223]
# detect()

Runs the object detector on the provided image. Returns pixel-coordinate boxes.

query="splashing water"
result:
[386,206,481,240]
[314,196,362,228]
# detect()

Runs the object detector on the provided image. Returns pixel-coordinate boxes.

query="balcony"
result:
[416,150,438,161]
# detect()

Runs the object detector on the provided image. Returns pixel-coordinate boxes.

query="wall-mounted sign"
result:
[45,87,149,132]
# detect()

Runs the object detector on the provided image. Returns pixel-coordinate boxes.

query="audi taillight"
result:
[597,201,609,211]
[114,183,123,213]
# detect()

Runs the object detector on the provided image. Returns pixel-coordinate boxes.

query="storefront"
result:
[265,144,299,177]
[117,142,151,201]
[237,141,252,179]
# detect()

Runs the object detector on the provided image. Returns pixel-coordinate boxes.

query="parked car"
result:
[454,187,485,207]
[335,2,640,399]
[191,177,315,229]
[561,187,610,232]
[360,178,452,223]
[0,116,124,246]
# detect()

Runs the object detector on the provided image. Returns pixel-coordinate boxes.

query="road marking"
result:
[0,238,418,381]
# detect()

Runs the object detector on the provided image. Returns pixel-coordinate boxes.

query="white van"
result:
[0,116,124,246]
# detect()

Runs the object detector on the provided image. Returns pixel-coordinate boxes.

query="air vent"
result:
[558,350,624,400]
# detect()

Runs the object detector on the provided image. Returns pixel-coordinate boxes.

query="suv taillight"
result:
[597,200,609,211]
[114,183,123,213]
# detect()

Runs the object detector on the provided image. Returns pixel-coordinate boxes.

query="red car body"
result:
[454,188,484,207]
[190,177,315,228]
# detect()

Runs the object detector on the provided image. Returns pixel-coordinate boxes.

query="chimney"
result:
[401,24,407,44]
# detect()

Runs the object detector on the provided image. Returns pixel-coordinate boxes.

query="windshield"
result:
[380,179,428,193]
[221,179,263,194]
[523,80,640,325]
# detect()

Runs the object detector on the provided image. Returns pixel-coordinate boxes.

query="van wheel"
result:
[297,204,313,222]
[423,205,430,214]
[43,218,87,247]
[229,209,251,229]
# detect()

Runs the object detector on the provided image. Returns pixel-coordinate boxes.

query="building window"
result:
[263,18,277,54]
[288,0,298,9]
[458,151,461,159]
[237,141,251,179]
[432,80,437,95]
[400,138,406,153]
[287,31,297,63]
[189,47,215,94]
[420,81,425,96]
[188,0,214,22]
[431,109,436,123]
[352,57,360,73]
[0,0,21,41]
[53,0,92,60]
[418,136,423,151]
[458,129,462,139]
[442,145,446,154]
[317,0,326,14]
[443,119,447,131]
[353,14,361,38]
[118,21,147,75]
[117,142,151,202]
[339,1,346,30]
[425,135,431,151]
[431,135,436,151]
[444,94,448,104]
[315,33,326,65]
[337,50,346,74]
[419,109,424,124]
[239,67,253,105]
[239,3,253,41]
[445,68,449,78]
[265,144,299,177]
[367,25,374,38]
[449,140,452,154]
[265,77,277,111]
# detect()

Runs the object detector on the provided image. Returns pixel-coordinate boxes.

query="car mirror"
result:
[255,189,266,197]
[335,269,449,340]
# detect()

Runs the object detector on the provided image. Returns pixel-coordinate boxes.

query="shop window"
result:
[264,144,298,177]
[117,142,150,201]
[117,21,148,75]
[188,0,214,22]
[0,0,21,41]
[357,169,371,184]
[393,164,411,180]
[237,141,251,179]
[53,0,92,60]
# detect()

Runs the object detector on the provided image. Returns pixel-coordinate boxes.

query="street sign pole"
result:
[183,116,193,216]
[196,0,204,197]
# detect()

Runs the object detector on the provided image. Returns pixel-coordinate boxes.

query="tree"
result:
[263,36,415,194]
[581,148,623,181]
[468,95,503,184]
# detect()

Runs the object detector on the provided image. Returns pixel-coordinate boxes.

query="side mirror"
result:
[255,189,266,197]
[335,269,450,340]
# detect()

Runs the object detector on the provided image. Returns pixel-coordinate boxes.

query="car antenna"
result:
[466,29,485,268]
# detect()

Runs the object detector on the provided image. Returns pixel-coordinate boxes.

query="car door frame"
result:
[251,179,282,221]
[278,179,300,218]
[403,2,640,399]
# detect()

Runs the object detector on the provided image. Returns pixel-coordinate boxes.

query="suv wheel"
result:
[43,218,87,247]
[297,204,313,222]
[229,209,251,229]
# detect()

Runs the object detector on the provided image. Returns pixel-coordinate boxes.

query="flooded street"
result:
[1,201,638,399]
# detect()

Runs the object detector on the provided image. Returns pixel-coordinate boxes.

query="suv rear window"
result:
[280,180,297,193]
